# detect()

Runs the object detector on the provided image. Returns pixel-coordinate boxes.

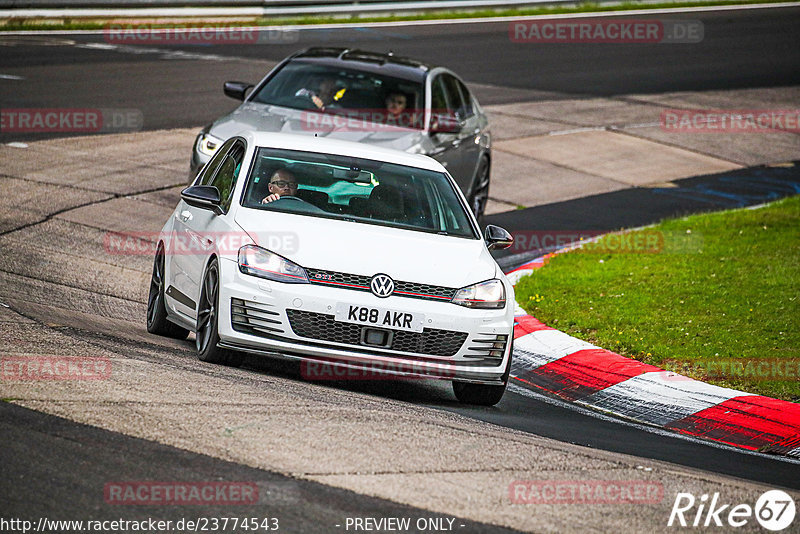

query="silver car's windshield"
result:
[241,147,478,239]
[249,61,425,130]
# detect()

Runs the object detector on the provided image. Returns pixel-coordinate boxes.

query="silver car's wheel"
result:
[196,258,242,367]
[146,245,189,339]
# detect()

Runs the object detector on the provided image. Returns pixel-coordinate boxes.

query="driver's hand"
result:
[311,95,324,110]
[261,193,280,204]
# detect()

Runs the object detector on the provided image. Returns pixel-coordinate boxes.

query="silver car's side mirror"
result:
[485,224,513,250]
[429,113,461,134]
[223,81,254,101]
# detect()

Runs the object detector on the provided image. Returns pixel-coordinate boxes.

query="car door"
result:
[428,72,476,193]
[170,138,245,320]
[440,73,480,193]
[427,74,462,178]
[449,75,482,194]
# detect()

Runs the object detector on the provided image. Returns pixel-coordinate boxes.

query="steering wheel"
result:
[277,195,304,202]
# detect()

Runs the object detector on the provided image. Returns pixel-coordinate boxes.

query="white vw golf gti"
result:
[148,132,515,405]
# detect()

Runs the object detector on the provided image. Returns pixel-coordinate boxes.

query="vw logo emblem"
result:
[370,274,395,298]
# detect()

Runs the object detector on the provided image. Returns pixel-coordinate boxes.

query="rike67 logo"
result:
[668,490,796,531]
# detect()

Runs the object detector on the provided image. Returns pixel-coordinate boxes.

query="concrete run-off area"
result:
[481,85,799,214]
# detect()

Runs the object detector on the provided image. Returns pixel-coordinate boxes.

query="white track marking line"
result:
[1,3,798,36]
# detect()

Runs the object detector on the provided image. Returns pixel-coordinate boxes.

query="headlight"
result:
[451,279,506,309]
[197,133,223,157]
[238,245,308,284]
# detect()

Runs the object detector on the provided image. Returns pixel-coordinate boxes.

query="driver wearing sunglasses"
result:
[261,169,298,204]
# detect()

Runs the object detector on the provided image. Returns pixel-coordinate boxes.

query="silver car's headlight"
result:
[197,133,223,157]
[238,245,309,284]
[452,279,506,309]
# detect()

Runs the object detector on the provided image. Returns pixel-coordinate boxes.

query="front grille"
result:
[231,298,285,336]
[395,281,454,301]
[305,268,456,302]
[464,333,510,361]
[286,309,467,357]
[306,269,371,290]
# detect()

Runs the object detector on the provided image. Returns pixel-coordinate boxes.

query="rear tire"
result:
[196,258,242,367]
[146,245,190,340]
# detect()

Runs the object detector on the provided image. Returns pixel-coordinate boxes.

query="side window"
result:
[210,140,246,213]
[455,78,475,119]
[431,76,448,116]
[441,74,467,121]
[196,138,236,186]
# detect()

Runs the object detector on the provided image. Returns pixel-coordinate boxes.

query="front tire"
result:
[147,246,190,340]
[196,258,243,367]
[452,381,507,406]
[453,338,511,406]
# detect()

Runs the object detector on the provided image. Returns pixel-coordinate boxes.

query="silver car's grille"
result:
[286,310,467,357]
[230,298,285,336]
[305,268,457,302]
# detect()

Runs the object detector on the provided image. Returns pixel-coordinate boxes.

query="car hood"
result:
[234,207,496,289]
[211,102,425,151]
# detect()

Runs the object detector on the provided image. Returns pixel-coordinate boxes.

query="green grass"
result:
[515,196,800,402]
[1,0,795,31]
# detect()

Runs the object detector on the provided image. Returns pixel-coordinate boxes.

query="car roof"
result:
[288,48,435,83]
[243,131,448,173]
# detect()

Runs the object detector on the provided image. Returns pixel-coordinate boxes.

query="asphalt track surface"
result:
[2,6,800,138]
[1,402,518,533]
[2,5,800,529]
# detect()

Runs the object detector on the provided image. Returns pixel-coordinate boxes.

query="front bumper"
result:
[216,257,514,384]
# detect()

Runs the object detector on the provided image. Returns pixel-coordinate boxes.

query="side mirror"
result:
[429,113,461,134]
[223,81,254,101]
[181,185,222,214]
[485,224,513,250]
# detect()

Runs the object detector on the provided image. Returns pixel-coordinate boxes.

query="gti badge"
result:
[370,273,395,298]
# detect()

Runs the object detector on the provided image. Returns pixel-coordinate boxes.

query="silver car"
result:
[190,47,492,218]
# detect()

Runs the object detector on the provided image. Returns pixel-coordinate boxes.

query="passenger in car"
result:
[261,169,298,204]
[385,92,407,117]
[385,91,419,128]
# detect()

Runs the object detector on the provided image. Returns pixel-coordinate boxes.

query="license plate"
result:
[334,304,424,333]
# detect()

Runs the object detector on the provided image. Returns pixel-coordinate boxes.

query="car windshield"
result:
[241,147,478,239]
[249,61,425,130]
